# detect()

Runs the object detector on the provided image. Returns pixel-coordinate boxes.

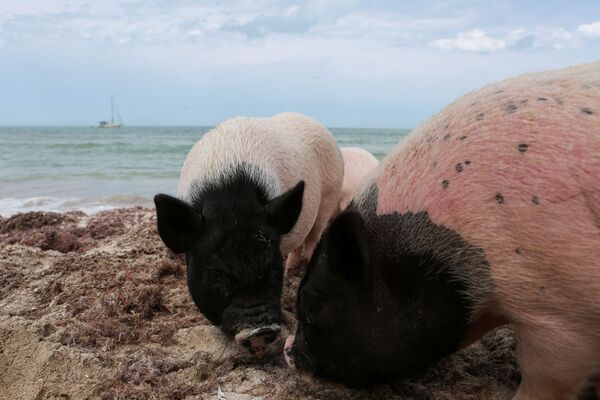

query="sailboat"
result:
[99,96,123,128]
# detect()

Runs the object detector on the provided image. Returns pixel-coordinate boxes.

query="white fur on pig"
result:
[177,112,344,266]
[336,147,379,215]
[354,61,600,400]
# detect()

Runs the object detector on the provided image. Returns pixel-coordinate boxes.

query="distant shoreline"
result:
[0,125,413,130]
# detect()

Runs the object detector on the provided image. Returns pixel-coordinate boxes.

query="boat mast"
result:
[111,96,115,124]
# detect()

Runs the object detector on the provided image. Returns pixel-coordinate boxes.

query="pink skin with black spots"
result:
[286,62,600,399]
[374,62,600,399]
[334,147,379,217]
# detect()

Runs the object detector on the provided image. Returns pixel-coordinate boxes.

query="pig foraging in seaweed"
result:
[285,62,600,400]
[155,112,343,355]
[335,147,379,216]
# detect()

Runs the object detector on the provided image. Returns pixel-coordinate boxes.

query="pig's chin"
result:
[285,337,387,388]
[284,335,348,388]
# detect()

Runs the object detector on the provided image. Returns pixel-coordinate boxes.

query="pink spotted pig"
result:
[154,112,343,355]
[286,62,600,399]
[335,147,379,216]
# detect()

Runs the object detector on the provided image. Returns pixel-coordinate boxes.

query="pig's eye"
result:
[254,230,271,248]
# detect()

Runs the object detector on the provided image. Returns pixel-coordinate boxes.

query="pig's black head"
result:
[287,210,473,386]
[154,172,304,355]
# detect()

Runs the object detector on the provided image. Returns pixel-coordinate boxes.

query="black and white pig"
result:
[155,112,343,355]
[285,62,600,399]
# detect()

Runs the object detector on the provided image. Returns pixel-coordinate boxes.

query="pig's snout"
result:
[284,335,296,368]
[235,324,281,356]
[283,335,322,387]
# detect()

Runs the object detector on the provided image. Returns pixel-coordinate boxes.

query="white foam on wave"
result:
[0,195,154,217]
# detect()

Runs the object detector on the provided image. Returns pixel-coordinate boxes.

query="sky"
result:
[0,1,599,128]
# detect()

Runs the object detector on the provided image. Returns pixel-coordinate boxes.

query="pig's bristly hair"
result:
[175,116,290,204]
[184,163,278,209]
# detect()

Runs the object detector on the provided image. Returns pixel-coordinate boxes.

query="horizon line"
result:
[0,124,414,131]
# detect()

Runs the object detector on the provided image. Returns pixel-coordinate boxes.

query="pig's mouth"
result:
[233,323,282,356]
[284,335,333,386]
[221,302,283,356]
[284,334,384,387]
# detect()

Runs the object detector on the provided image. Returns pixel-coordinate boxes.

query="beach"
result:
[0,126,523,399]
[0,207,521,399]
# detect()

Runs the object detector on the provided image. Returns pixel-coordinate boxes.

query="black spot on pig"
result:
[443,134,450,140]
[518,143,529,153]
[531,195,540,205]
[495,193,504,204]
[460,135,468,140]
[476,113,484,121]
[537,97,548,101]
[515,248,522,255]
[581,107,593,115]
[290,201,491,386]
[455,163,463,173]
[506,105,518,114]
[465,160,471,165]
[442,180,449,189]
[433,161,438,168]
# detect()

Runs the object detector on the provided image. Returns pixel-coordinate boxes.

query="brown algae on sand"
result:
[0,208,519,399]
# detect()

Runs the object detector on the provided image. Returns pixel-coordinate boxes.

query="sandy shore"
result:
[0,207,520,400]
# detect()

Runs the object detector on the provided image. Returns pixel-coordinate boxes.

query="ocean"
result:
[0,126,409,217]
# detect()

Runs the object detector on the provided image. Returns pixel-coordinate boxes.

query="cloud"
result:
[577,21,600,37]
[0,0,364,46]
[430,26,584,54]
[311,12,471,45]
[430,29,505,52]
[507,27,580,51]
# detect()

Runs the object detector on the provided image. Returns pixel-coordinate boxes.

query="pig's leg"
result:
[285,244,305,270]
[512,322,598,400]
[285,206,334,270]
[299,209,332,265]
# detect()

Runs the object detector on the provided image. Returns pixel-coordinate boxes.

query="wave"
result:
[0,195,154,217]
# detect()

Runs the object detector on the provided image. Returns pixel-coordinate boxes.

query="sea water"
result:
[0,126,409,217]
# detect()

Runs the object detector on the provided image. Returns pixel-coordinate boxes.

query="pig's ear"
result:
[154,194,203,253]
[326,210,371,283]
[265,181,305,234]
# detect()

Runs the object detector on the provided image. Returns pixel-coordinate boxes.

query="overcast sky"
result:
[1,0,599,128]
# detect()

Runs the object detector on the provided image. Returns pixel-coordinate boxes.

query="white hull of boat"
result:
[98,122,122,128]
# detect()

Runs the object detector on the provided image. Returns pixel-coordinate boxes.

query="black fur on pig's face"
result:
[154,171,304,337]
[290,210,475,387]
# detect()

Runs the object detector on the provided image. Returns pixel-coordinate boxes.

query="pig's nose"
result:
[235,324,281,355]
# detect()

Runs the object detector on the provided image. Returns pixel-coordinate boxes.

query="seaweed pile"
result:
[0,208,520,400]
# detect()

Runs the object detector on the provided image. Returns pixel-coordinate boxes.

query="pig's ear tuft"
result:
[326,210,371,283]
[265,181,304,234]
[154,194,203,253]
